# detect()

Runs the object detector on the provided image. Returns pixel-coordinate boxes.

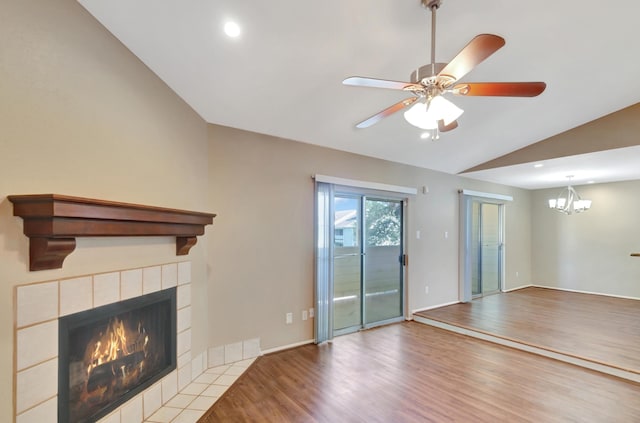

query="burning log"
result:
[84,317,150,393]
[87,351,146,392]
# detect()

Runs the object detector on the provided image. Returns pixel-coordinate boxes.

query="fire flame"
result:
[71,311,159,421]
[87,318,131,376]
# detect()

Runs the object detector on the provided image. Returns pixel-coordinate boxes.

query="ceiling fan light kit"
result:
[404,95,463,130]
[343,0,546,138]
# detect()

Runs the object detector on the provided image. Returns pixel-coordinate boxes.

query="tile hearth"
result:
[140,359,254,423]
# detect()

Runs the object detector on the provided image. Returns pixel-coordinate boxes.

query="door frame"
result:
[314,175,416,343]
[472,202,503,298]
[332,190,406,336]
[459,189,512,303]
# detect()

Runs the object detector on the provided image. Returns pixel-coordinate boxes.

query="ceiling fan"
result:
[343,0,546,138]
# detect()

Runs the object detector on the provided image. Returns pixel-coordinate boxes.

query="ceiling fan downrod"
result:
[422,0,441,76]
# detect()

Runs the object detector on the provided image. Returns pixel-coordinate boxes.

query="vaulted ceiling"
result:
[78,0,640,189]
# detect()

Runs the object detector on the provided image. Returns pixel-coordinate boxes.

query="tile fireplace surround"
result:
[14,261,260,423]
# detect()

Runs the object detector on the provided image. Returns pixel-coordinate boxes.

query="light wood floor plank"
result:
[414,287,640,373]
[199,322,640,422]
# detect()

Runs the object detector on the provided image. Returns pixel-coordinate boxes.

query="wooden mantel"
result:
[8,194,216,271]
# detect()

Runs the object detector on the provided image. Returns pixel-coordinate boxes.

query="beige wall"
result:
[5,0,636,422]
[532,180,640,297]
[1,1,537,421]
[1,1,210,420]
[207,125,533,350]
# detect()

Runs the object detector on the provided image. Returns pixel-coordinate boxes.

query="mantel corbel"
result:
[8,194,216,271]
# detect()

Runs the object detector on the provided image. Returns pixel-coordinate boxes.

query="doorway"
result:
[333,194,404,335]
[315,180,409,343]
[459,190,510,303]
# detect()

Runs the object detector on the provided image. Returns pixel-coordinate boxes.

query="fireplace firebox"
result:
[58,288,177,423]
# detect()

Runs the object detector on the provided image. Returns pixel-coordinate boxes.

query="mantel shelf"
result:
[8,194,216,271]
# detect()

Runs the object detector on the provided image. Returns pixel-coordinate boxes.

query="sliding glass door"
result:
[330,192,405,336]
[471,202,503,297]
[480,203,501,295]
[459,190,510,303]
[363,198,403,325]
[333,195,362,332]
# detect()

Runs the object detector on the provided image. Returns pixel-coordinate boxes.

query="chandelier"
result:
[548,176,592,215]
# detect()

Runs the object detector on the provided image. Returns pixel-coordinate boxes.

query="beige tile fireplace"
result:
[14,261,260,423]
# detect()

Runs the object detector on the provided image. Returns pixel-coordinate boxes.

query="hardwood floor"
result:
[414,287,640,374]
[199,322,640,422]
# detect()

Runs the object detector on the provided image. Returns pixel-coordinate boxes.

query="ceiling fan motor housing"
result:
[410,63,447,83]
[410,63,457,99]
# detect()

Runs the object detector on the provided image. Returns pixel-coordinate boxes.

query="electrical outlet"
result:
[425,286,429,295]
[286,312,293,324]
[309,308,314,318]
[302,310,308,321]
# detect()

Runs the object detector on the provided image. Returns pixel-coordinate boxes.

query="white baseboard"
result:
[532,284,640,301]
[261,339,315,355]
[502,284,533,293]
[411,300,459,315]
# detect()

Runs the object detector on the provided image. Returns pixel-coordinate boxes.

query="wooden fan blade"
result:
[438,119,458,132]
[438,34,506,82]
[452,82,546,97]
[355,97,418,129]
[343,76,417,91]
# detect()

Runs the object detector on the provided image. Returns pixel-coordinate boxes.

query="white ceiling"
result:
[462,145,640,190]
[78,0,640,189]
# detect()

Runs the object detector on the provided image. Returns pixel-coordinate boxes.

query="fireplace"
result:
[58,287,177,423]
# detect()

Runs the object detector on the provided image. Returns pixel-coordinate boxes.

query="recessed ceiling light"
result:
[533,163,544,168]
[420,132,431,139]
[224,21,241,38]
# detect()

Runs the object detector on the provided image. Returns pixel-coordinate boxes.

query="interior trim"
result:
[314,174,417,195]
[8,194,215,271]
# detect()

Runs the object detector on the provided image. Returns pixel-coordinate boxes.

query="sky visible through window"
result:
[335,196,356,212]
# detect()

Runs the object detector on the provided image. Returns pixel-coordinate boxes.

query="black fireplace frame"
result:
[58,287,177,423]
